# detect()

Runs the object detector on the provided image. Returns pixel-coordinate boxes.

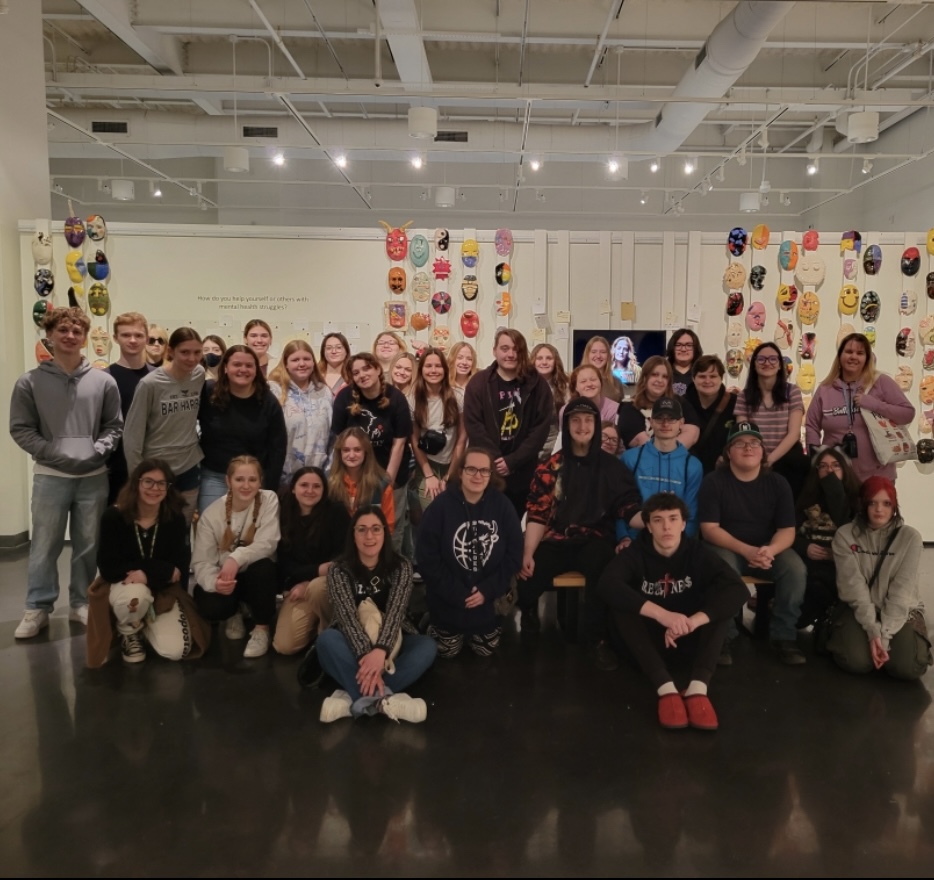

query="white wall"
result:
[14,221,934,537]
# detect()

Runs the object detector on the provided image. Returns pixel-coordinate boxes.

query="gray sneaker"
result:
[773,639,806,666]
[121,631,146,664]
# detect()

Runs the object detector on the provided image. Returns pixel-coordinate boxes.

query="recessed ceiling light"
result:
[334,154,347,168]
[649,157,659,173]
[683,156,696,175]
[607,158,619,174]
[530,158,541,171]
[273,152,285,166]
[640,191,647,205]
[411,155,424,169]
[806,157,819,175]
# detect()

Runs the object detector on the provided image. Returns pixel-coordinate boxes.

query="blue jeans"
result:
[317,629,437,712]
[709,545,806,642]
[27,472,109,611]
[198,468,228,514]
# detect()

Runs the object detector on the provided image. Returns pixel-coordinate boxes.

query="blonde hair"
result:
[267,339,323,404]
[447,341,478,387]
[113,311,149,335]
[220,456,264,552]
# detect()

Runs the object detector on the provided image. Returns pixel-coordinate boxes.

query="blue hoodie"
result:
[415,484,523,635]
[618,441,703,541]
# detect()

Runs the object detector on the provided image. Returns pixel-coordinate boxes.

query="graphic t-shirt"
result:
[494,374,522,453]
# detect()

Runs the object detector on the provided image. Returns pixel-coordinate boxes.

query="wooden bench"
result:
[553,571,586,641]
[742,575,774,639]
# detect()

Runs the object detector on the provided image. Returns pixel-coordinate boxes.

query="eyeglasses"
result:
[324,345,345,353]
[601,433,618,444]
[732,441,763,450]
[463,466,493,477]
[674,342,694,350]
[139,478,170,490]
[755,356,780,366]
[816,461,843,472]
[148,337,166,346]
[354,524,384,535]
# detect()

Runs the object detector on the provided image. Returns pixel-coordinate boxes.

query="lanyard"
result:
[842,383,857,428]
[134,522,158,559]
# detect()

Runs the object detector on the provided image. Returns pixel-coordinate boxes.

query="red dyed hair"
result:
[860,476,898,515]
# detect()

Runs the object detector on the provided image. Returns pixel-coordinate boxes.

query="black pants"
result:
[517,538,615,643]
[613,611,732,689]
[194,557,277,626]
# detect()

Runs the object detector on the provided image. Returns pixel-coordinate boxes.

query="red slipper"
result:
[684,694,719,731]
[658,693,688,729]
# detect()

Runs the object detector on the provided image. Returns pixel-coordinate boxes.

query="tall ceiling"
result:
[40,0,934,228]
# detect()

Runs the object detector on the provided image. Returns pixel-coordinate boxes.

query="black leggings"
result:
[613,611,732,688]
[194,558,278,626]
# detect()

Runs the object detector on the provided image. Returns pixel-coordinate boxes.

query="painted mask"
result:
[802,230,819,251]
[859,290,880,323]
[863,244,882,276]
[434,228,449,251]
[32,300,51,327]
[88,282,109,317]
[33,269,54,297]
[864,325,877,346]
[798,290,820,325]
[723,262,746,290]
[410,234,430,268]
[779,240,798,271]
[745,301,766,331]
[410,312,431,331]
[752,224,770,250]
[795,252,825,287]
[412,271,431,302]
[494,228,513,256]
[743,337,762,363]
[896,327,916,358]
[797,362,816,392]
[726,322,744,349]
[431,291,452,314]
[843,258,857,281]
[919,315,934,346]
[430,326,451,351]
[385,301,406,329]
[921,376,934,405]
[927,229,934,257]
[902,247,921,277]
[726,290,745,316]
[90,326,111,357]
[461,275,478,301]
[838,284,859,316]
[66,251,87,283]
[87,249,110,282]
[433,256,452,281]
[495,262,512,285]
[496,291,512,316]
[727,227,748,257]
[460,310,479,338]
[774,319,794,351]
[381,220,411,261]
[750,265,766,290]
[64,215,85,248]
[388,267,407,293]
[900,290,918,316]
[31,232,53,266]
[894,365,914,391]
[725,348,744,378]
[86,214,107,242]
[837,323,855,348]
[777,283,798,311]
[461,238,479,268]
[799,332,817,361]
[840,230,861,255]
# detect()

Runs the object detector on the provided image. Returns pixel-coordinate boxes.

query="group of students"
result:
[9,308,932,731]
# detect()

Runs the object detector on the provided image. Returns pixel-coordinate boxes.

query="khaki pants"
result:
[273,576,332,655]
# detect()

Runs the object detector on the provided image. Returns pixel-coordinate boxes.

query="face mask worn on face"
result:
[205,353,222,368]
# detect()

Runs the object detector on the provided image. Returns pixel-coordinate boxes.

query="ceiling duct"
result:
[618,1,794,159]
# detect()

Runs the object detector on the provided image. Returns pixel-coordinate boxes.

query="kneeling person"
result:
[599,494,748,730]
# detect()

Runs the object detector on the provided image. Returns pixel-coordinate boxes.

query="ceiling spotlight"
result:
[862,157,873,175]
[150,181,162,198]
[716,165,726,183]
[780,192,791,206]
[760,194,770,208]
[683,155,696,175]
[536,189,546,202]
[273,152,285,166]
[806,156,819,175]
[530,158,542,171]
[607,158,620,174]
[759,179,771,195]
[649,157,659,173]
[411,154,424,169]
[199,199,208,211]
[758,130,769,150]
[334,154,347,168]
[639,191,647,205]
[737,145,747,166]
[703,179,714,194]
[674,202,685,215]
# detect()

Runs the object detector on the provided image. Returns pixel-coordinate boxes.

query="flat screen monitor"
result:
[571,329,667,386]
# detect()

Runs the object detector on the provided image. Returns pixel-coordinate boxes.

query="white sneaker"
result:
[15,609,49,639]
[243,628,269,658]
[379,693,427,724]
[68,605,89,626]
[224,612,246,640]
[320,690,353,723]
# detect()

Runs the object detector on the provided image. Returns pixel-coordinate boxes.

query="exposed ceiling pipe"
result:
[247,0,307,80]
[46,108,220,207]
[616,1,794,158]
[517,0,531,87]
[583,0,626,88]
[512,100,533,212]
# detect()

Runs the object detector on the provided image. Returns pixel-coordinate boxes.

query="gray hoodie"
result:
[832,517,923,649]
[9,358,123,475]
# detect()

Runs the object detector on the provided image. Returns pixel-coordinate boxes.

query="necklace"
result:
[134,521,158,559]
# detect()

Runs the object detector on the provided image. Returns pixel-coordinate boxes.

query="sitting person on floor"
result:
[599,493,748,730]
[89,458,210,666]
[517,397,641,671]
[192,455,280,660]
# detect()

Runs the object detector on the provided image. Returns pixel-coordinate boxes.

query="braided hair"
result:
[220,455,265,552]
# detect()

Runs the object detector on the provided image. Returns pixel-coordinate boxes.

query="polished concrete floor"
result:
[2,546,934,878]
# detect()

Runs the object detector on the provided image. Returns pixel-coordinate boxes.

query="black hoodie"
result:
[526,398,640,542]
[599,530,748,619]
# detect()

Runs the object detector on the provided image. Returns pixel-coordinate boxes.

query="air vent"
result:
[91,121,128,134]
[435,131,468,143]
[243,125,279,138]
